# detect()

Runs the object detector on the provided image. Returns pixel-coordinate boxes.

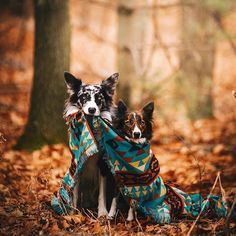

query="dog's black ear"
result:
[117,100,127,114]
[142,102,154,121]
[64,71,82,93]
[101,73,119,96]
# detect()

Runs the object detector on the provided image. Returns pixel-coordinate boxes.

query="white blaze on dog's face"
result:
[115,100,154,141]
[82,96,99,115]
[77,85,102,116]
[64,72,119,117]
[132,113,142,139]
[125,112,145,139]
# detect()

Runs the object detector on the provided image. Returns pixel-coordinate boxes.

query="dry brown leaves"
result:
[0,115,236,235]
[0,140,235,235]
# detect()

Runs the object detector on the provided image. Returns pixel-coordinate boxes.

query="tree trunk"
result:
[117,0,148,108]
[177,2,214,120]
[16,0,70,150]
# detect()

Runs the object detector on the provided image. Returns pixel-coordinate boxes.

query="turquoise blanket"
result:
[51,114,227,223]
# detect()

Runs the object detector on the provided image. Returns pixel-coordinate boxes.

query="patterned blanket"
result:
[51,113,227,223]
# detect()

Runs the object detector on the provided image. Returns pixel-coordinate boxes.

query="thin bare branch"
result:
[211,13,236,55]
[152,4,176,71]
[134,209,143,232]
[224,196,236,236]
[187,172,222,236]
[77,26,116,47]
[82,0,194,10]
[140,0,159,78]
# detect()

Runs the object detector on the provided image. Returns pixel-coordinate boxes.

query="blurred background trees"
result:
[177,1,215,120]
[117,0,149,107]
[15,0,70,150]
[0,0,236,150]
[177,0,235,120]
[0,1,236,234]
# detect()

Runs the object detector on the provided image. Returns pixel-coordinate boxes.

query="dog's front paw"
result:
[107,210,116,220]
[126,215,134,221]
[107,214,114,220]
[98,208,108,218]
[107,197,117,220]
[126,207,134,221]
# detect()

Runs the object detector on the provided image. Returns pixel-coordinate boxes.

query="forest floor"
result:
[0,95,236,235]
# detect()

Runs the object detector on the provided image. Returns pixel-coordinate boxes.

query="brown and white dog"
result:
[108,100,154,220]
[113,100,154,143]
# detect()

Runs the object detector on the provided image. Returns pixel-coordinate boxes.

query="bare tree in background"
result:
[177,1,215,120]
[16,0,70,150]
[117,0,148,107]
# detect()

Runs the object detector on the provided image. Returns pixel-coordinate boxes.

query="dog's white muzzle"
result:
[83,101,100,116]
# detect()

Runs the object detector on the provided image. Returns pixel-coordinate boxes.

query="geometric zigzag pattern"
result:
[51,114,228,223]
[97,117,228,222]
[98,120,168,205]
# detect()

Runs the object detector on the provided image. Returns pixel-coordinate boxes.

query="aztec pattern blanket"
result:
[51,113,227,223]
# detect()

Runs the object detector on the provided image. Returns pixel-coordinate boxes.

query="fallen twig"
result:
[186,172,222,236]
[218,172,227,204]
[114,208,119,225]
[107,218,112,236]
[86,209,98,220]
[160,115,205,207]
[134,209,143,232]
[81,208,96,221]
[224,196,236,236]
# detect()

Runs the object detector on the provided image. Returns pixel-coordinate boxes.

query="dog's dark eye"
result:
[96,98,101,105]
[125,120,131,125]
[141,120,145,126]
[94,94,103,106]
[81,94,90,100]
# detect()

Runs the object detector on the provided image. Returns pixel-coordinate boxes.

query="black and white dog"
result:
[64,71,119,217]
[110,100,154,221]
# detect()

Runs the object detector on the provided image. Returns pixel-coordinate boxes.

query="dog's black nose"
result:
[133,132,141,139]
[88,107,96,114]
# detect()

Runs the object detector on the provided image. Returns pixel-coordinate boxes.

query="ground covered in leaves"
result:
[0,118,236,235]
[0,89,236,235]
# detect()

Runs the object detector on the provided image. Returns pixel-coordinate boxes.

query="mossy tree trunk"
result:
[177,1,215,120]
[16,0,70,150]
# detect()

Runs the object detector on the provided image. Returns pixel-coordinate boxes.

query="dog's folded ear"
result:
[64,71,82,93]
[142,102,154,121]
[117,100,127,114]
[101,73,119,96]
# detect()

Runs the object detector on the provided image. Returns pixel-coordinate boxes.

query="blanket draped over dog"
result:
[51,114,227,223]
